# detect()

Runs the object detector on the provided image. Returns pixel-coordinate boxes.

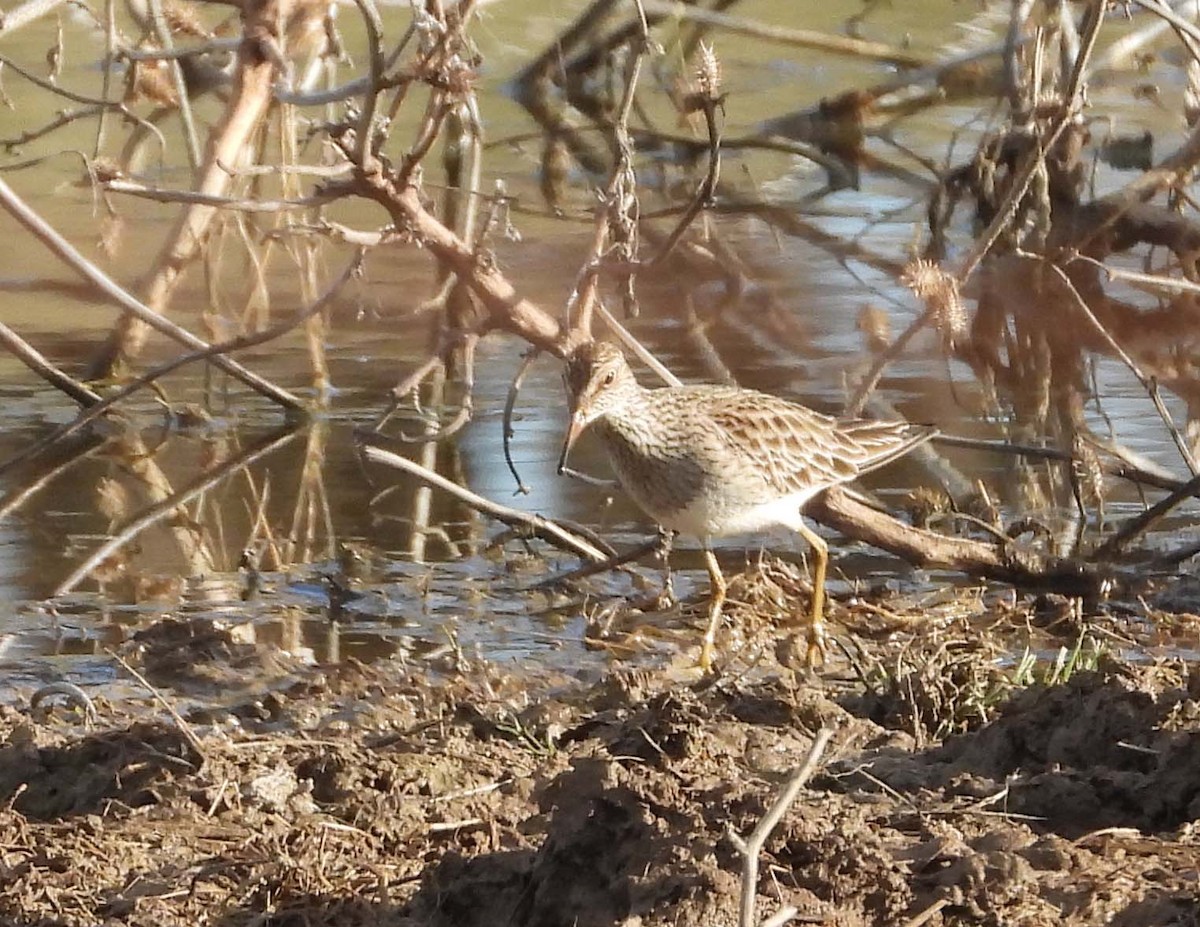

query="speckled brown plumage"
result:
[561,340,935,669]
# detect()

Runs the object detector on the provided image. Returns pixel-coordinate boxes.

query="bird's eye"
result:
[603,370,616,386]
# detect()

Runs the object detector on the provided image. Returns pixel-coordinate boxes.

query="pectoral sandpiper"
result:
[559,341,935,669]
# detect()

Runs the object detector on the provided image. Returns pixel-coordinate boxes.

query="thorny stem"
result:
[648,88,723,268]
[351,0,385,170]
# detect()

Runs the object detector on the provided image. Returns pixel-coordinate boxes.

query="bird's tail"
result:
[843,421,938,475]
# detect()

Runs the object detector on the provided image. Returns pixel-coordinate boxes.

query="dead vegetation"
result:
[4,0,1200,923]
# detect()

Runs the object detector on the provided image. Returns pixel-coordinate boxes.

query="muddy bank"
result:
[3,588,1199,927]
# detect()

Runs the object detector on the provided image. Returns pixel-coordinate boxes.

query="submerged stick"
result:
[0,321,102,407]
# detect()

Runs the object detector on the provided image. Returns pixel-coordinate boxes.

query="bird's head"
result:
[558,341,639,473]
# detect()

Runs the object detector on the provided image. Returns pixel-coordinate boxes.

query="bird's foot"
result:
[776,619,828,673]
[806,621,827,669]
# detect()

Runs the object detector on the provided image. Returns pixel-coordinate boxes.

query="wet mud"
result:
[4,570,1199,927]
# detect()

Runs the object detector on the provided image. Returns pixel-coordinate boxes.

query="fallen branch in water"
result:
[809,487,1103,598]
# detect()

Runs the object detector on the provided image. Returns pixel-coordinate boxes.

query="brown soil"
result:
[3,584,1200,927]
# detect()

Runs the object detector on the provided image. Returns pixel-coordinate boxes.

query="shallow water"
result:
[2,1,1198,697]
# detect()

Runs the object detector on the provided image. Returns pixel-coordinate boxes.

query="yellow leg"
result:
[700,546,727,670]
[795,521,828,667]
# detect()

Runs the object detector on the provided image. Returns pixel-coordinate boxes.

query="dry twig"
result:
[729,727,835,927]
[361,439,615,562]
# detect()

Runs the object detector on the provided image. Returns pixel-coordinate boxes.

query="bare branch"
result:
[361,440,615,563]
[0,177,304,410]
[0,320,101,407]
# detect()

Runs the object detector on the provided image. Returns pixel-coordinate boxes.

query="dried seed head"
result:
[162,0,211,39]
[695,42,722,102]
[126,57,179,107]
[901,259,966,351]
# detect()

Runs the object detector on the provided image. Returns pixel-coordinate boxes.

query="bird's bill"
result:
[556,412,586,474]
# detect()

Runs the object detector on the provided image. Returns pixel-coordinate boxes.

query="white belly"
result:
[643,486,818,539]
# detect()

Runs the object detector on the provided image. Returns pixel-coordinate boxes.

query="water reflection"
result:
[0,281,1188,693]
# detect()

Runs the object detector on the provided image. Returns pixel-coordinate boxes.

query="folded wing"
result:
[701,389,935,496]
